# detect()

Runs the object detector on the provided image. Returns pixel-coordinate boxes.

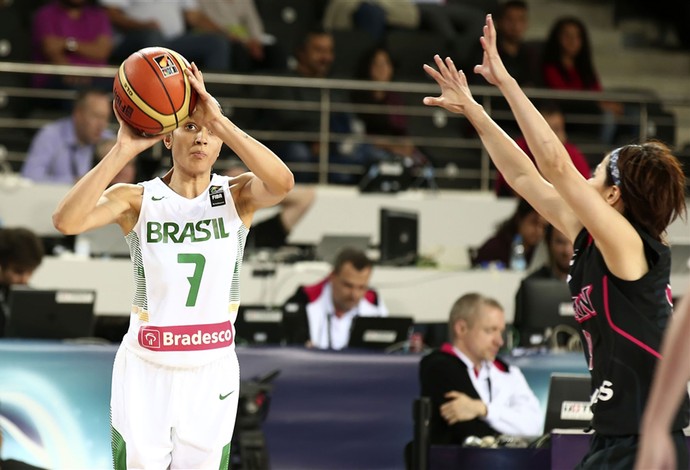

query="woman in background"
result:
[471,198,546,269]
[541,16,624,144]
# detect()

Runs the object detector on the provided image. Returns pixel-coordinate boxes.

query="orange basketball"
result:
[113,47,198,136]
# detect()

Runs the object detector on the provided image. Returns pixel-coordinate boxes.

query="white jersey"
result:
[121,174,247,367]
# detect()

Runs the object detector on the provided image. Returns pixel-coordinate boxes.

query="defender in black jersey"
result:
[423,14,688,468]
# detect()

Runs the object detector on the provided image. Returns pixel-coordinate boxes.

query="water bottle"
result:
[510,234,527,271]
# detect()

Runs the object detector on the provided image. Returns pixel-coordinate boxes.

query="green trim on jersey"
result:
[110,419,127,470]
[126,231,148,311]
[220,442,231,470]
[229,225,249,305]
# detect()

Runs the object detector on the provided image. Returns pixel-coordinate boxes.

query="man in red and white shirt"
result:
[283,247,388,349]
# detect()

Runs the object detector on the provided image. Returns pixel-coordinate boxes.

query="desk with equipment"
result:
[0,341,589,470]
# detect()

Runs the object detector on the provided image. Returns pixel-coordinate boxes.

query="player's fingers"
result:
[423,96,443,107]
[432,54,449,76]
[423,63,444,84]
[112,101,123,124]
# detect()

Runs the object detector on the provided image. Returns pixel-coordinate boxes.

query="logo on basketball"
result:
[153,54,179,78]
[112,47,198,136]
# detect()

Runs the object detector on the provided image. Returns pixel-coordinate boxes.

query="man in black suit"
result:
[419,293,541,444]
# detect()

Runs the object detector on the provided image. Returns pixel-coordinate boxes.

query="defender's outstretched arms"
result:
[424,15,647,281]
[423,53,579,242]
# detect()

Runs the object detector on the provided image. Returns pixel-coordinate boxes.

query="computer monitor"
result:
[6,287,96,339]
[234,305,284,345]
[348,316,413,350]
[412,321,447,349]
[514,278,580,347]
[379,208,418,266]
[543,373,593,433]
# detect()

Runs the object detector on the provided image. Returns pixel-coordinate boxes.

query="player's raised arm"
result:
[184,63,294,214]
[474,14,647,279]
[423,55,580,242]
[53,104,163,235]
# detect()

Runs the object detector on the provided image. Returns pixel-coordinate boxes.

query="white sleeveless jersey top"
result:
[121,174,248,367]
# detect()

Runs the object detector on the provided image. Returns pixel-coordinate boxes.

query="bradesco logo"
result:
[138,321,234,351]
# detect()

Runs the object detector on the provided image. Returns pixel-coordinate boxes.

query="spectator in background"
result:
[223,161,315,250]
[467,0,537,86]
[263,28,381,184]
[419,293,542,444]
[21,88,113,184]
[197,0,287,73]
[323,0,420,42]
[495,101,591,197]
[523,224,572,282]
[282,247,388,350]
[101,0,232,71]
[415,0,488,65]
[0,227,45,337]
[471,198,547,269]
[32,0,113,90]
[351,46,430,168]
[541,16,624,144]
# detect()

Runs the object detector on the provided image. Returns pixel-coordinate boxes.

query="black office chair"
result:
[405,397,432,470]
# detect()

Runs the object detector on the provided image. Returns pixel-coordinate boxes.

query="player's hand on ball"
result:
[185,62,224,127]
[112,101,164,154]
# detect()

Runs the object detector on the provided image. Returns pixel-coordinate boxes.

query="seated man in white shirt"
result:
[419,293,542,444]
[282,247,387,349]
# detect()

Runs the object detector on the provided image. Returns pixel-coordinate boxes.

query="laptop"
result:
[6,286,96,339]
[233,305,284,345]
[75,224,130,258]
[316,235,370,265]
[348,316,414,350]
[543,373,593,433]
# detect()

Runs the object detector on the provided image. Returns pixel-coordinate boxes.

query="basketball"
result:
[113,47,198,136]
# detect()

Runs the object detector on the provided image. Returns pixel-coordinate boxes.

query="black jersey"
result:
[568,227,689,435]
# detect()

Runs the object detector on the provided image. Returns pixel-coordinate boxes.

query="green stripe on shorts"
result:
[110,422,127,470]
[220,442,231,470]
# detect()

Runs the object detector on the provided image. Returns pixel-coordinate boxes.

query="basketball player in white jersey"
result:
[53,63,294,469]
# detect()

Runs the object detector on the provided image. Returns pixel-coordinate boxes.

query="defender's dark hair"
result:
[605,140,687,242]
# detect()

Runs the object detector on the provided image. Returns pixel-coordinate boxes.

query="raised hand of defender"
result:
[474,14,512,87]
[423,55,477,115]
[185,62,224,126]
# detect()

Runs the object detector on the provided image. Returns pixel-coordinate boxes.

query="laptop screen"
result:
[348,316,413,350]
[6,287,96,339]
[543,373,593,433]
[234,305,284,345]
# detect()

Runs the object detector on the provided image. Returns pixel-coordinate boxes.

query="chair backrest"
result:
[408,396,431,470]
